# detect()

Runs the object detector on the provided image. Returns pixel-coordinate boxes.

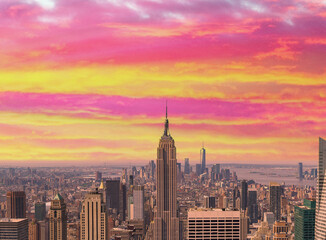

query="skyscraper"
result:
[200,146,206,174]
[184,158,190,174]
[195,164,202,176]
[270,182,282,221]
[154,106,179,240]
[120,183,127,221]
[49,193,67,240]
[105,179,120,213]
[35,202,46,222]
[6,191,26,218]
[233,187,240,209]
[132,185,144,220]
[212,164,220,180]
[298,162,303,180]
[315,137,326,239]
[248,189,258,223]
[240,180,248,211]
[80,189,107,240]
[295,199,315,240]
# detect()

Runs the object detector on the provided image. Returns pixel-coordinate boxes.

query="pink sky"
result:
[0,0,325,165]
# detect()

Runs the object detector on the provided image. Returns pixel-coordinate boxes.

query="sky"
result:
[0,0,326,166]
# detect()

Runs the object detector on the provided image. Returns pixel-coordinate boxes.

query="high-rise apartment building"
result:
[35,202,46,222]
[153,107,179,240]
[132,185,144,220]
[6,191,26,218]
[184,158,190,174]
[0,218,28,240]
[240,180,248,211]
[188,208,241,240]
[80,189,107,240]
[315,137,326,239]
[200,147,206,174]
[270,182,282,221]
[295,199,315,240]
[49,193,67,240]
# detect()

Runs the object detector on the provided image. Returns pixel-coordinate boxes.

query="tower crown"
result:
[163,101,169,136]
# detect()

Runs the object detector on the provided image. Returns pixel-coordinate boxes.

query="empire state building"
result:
[154,106,179,240]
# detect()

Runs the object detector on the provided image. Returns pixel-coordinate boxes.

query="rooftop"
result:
[0,218,27,222]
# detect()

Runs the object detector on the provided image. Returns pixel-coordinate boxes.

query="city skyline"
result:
[1,0,326,165]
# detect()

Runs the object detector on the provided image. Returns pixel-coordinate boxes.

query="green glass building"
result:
[294,199,316,240]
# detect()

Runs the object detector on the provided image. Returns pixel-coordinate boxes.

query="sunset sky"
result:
[0,0,326,166]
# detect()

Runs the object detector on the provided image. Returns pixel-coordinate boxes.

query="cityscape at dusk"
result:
[1,0,326,240]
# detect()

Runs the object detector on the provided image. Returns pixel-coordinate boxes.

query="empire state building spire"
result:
[164,101,169,136]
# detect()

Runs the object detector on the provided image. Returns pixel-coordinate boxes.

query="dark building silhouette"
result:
[195,164,202,176]
[35,202,46,221]
[200,147,206,174]
[248,189,258,223]
[106,179,120,214]
[120,183,127,221]
[7,191,26,218]
[240,180,248,211]
[270,182,282,220]
[184,158,190,174]
[298,162,303,180]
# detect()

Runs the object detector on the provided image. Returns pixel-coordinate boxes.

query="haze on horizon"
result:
[0,0,325,166]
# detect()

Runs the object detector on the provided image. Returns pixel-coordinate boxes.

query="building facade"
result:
[105,179,120,213]
[132,185,144,220]
[270,182,282,221]
[80,189,107,240]
[188,208,241,240]
[240,180,248,211]
[315,137,326,239]
[0,218,28,240]
[153,107,179,240]
[6,191,26,218]
[35,202,46,222]
[294,199,315,240]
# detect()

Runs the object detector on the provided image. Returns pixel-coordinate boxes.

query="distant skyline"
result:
[0,0,326,165]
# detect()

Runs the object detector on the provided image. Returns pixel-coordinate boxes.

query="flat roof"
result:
[188,208,240,218]
[0,218,27,223]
